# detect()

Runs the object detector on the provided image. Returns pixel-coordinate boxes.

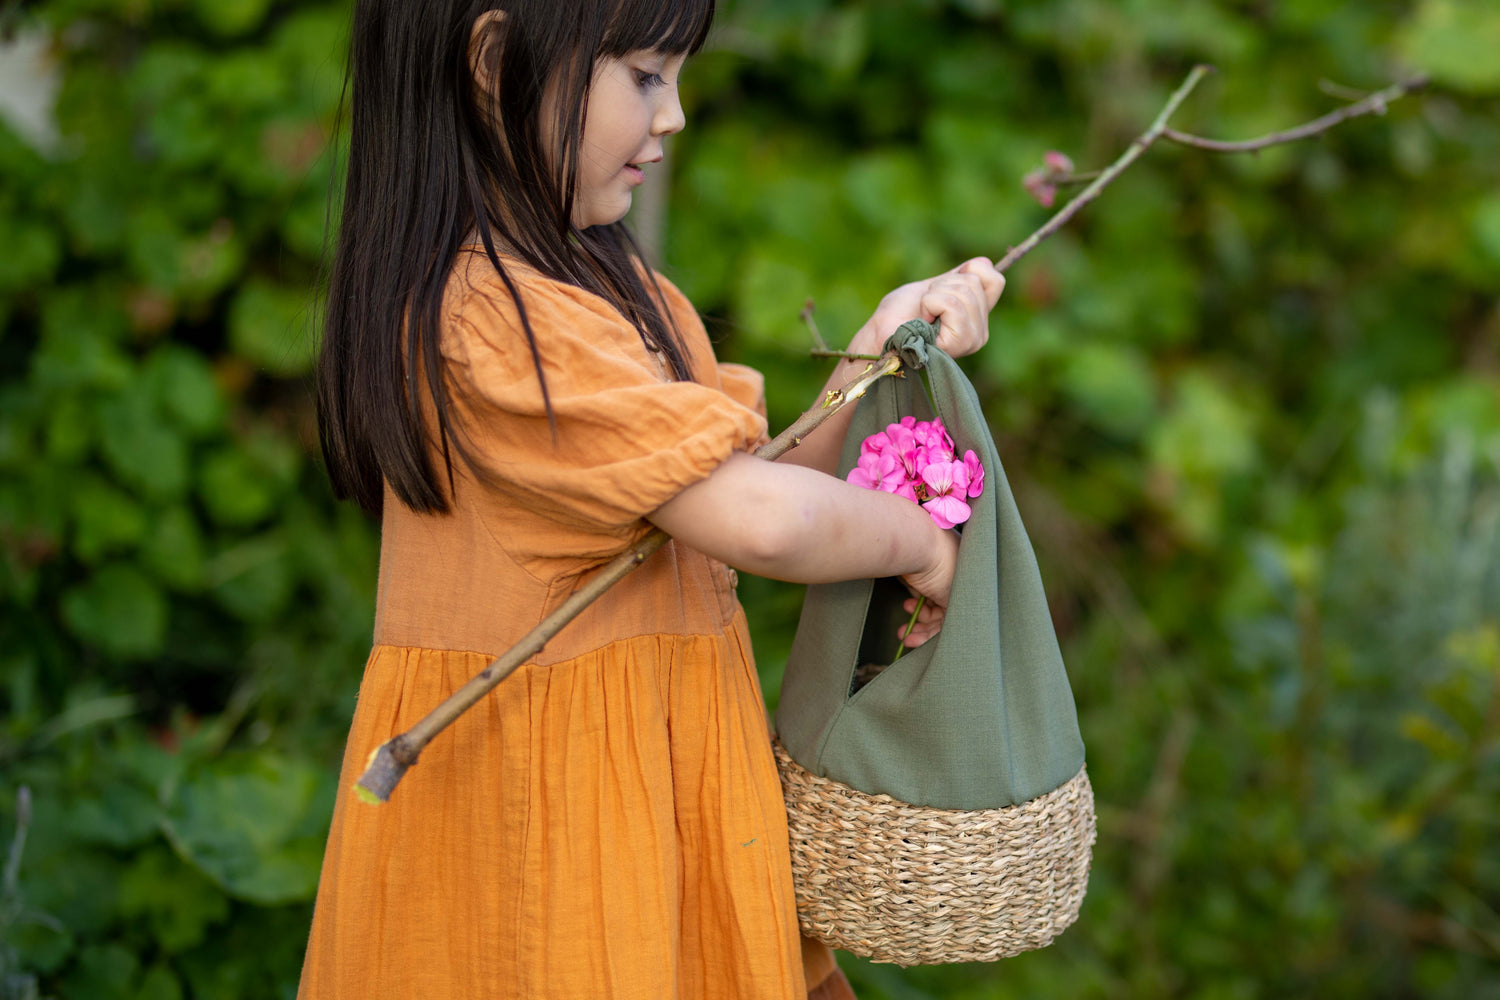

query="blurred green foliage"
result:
[1,0,1497,997]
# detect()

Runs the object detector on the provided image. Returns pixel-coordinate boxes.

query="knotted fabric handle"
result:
[884,318,941,370]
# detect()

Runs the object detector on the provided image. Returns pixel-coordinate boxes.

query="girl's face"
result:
[565,50,687,229]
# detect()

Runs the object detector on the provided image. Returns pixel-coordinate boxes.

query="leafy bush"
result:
[1,0,1497,996]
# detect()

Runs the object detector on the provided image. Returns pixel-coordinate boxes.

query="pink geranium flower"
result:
[850,422,985,532]
[962,449,985,499]
[879,423,923,483]
[847,450,902,493]
[914,418,955,462]
[920,460,972,529]
[860,429,893,458]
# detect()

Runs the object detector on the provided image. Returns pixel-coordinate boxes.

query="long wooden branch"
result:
[355,353,904,802]
[359,66,1430,804]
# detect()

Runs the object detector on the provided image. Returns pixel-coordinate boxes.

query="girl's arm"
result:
[777,258,1005,477]
[648,452,957,646]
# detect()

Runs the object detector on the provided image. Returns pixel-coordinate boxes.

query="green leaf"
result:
[162,753,330,905]
[843,150,929,231]
[207,534,294,623]
[98,385,191,502]
[145,346,225,439]
[116,847,231,954]
[1146,370,1261,543]
[70,477,148,562]
[734,251,816,348]
[63,780,161,850]
[141,505,207,591]
[1150,370,1259,480]
[136,965,186,1000]
[0,388,35,469]
[45,393,93,462]
[0,218,62,292]
[198,449,278,527]
[126,211,245,300]
[229,280,318,377]
[1058,342,1158,438]
[30,312,132,393]
[61,563,169,660]
[1471,192,1500,269]
[192,0,273,38]
[60,943,141,1000]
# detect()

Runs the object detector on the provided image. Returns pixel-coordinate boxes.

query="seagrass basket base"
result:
[773,739,1095,966]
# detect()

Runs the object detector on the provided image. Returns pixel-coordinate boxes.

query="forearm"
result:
[648,452,940,584]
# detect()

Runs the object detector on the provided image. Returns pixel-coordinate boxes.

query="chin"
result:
[576,196,632,230]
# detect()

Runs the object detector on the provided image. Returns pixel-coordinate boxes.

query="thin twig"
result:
[1162,75,1428,153]
[4,786,31,895]
[356,351,905,802]
[987,68,1425,275]
[799,299,829,351]
[994,64,1215,273]
[809,349,883,361]
[1055,169,1104,186]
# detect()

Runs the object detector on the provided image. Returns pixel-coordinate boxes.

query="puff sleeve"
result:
[652,271,772,450]
[441,273,768,575]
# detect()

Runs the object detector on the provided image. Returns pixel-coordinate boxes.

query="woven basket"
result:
[773,738,1096,966]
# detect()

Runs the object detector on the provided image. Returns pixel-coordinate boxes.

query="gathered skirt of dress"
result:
[298,611,819,1000]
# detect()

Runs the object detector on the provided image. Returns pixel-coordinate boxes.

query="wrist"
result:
[890,492,942,575]
[846,323,886,357]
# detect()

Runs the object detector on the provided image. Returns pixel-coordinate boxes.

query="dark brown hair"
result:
[317,0,716,516]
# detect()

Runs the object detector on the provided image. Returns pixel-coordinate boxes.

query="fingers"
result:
[916,258,1008,359]
[921,274,990,357]
[898,597,947,648]
[951,256,1006,309]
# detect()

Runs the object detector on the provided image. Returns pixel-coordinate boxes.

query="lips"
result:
[623,153,660,186]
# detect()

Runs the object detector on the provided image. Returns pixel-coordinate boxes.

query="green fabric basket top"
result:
[775,322,1085,811]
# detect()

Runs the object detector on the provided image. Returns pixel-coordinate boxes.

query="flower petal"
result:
[923,495,971,529]
[963,449,985,498]
[861,430,892,457]
[920,461,954,496]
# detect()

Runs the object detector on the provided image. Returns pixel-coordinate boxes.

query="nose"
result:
[653,87,685,137]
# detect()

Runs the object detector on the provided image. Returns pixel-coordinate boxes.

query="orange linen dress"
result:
[299,249,848,1000]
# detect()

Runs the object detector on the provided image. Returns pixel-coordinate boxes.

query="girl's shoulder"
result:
[444,246,621,330]
[437,246,712,383]
[443,245,699,340]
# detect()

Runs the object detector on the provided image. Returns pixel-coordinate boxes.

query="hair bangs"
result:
[601,0,715,58]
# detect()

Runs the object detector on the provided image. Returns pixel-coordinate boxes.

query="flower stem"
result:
[892,596,925,663]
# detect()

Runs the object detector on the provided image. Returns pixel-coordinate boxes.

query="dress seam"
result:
[368,618,745,667]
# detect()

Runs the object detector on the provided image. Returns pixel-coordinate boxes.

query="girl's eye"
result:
[634,70,666,90]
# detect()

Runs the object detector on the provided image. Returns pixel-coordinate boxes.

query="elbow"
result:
[735,489,811,572]
[739,502,802,569]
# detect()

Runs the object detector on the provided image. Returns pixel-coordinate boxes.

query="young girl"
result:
[301,2,1004,998]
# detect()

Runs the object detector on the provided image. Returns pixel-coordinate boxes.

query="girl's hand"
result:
[896,524,959,648]
[851,257,1006,360]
